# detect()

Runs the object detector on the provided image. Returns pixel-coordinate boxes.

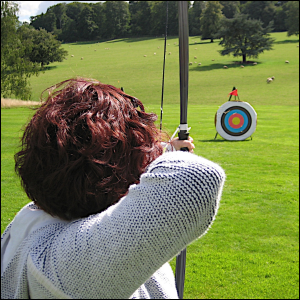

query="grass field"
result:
[1,31,299,299]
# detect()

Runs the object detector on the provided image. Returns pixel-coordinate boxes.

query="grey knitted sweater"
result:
[1,151,225,299]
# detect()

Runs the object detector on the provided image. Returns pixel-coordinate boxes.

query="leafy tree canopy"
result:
[241,1,277,28]
[1,1,39,100]
[17,24,68,68]
[189,1,205,36]
[286,1,299,36]
[103,1,130,39]
[129,1,151,36]
[216,13,275,63]
[200,1,224,42]
[27,1,300,42]
[76,5,99,40]
[220,1,240,19]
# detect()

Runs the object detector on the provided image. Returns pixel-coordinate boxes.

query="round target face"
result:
[215,102,257,140]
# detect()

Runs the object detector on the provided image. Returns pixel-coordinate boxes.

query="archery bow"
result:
[175,1,189,299]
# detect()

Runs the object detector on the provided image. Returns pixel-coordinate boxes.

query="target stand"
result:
[214,90,257,141]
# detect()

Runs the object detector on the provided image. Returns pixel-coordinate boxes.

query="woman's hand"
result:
[170,136,195,153]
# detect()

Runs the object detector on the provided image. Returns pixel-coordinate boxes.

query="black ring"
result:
[221,106,252,136]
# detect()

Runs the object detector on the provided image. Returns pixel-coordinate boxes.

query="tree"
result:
[150,1,167,36]
[103,1,130,39]
[166,1,180,36]
[129,1,152,36]
[273,2,289,32]
[52,3,66,30]
[286,1,299,36]
[1,1,39,100]
[17,24,68,68]
[200,1,224,42]
[219,1,240,19]
[76,5,99,40]
[65,1,84,21]
[30,11,56,33]
[217,13,275,63]
[93,2,105,40]
[189,1,205,36]
[240,1,276,28]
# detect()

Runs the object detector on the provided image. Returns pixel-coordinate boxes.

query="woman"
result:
[1,77,225,299]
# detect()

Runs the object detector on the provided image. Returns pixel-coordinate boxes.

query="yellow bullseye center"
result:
[232,117,240,125]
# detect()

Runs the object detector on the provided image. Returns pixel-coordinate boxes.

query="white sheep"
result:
[223,66,228,69]
[81,57,83,60]
[194,56,197,59]
[240,65,244,68]
[285,60,289,63]
[253,62,257,65]
[189,62,193,65]
[157,46,160,49]
[144,55,147,57]
[71,55,74,57]
[195,48,197,50]
[94,49,96,51]
[198,63,201,66]
[154,52,156,55]
[267,77,273,83]
[168,52,171,55]
[212,59,215,61]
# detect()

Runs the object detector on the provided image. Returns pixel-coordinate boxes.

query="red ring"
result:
[228,113,244,129]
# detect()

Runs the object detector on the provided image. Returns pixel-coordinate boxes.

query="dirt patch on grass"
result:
[1,98,41,108]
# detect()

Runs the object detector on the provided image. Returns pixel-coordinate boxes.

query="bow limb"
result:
[175,2,189,299]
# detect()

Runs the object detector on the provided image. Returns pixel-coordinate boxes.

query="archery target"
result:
[215,101,257,140]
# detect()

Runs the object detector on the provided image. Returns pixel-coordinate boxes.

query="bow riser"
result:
[178,1,189,149]
[175,2,189,299]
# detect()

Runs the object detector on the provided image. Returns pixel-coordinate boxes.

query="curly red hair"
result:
[15,78,164,220]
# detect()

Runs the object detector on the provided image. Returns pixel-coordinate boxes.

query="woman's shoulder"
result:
[146,151,225,179]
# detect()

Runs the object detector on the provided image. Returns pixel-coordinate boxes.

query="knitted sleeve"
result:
[29,151,225,299]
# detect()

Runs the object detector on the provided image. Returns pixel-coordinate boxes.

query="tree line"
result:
[1,1,299,100]
[30,1,299,42]
[1,1,68,100]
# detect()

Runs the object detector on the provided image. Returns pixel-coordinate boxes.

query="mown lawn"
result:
[1,31,299,299]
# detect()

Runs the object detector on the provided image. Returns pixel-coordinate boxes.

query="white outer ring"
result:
[215,101,257,141]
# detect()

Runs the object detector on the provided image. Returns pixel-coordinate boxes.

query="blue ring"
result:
[224,109,249,133]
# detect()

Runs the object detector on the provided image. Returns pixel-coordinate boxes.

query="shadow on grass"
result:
[67,36,220,45]
[65,37,168,45]
[274,39,299,44]
[106,37,220,46]
[200,138,251,142]
[190,61,261,72]
[65,40,109,45]
[42,66,57,71]
[190,40,221,46]
[107,37,165,43]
